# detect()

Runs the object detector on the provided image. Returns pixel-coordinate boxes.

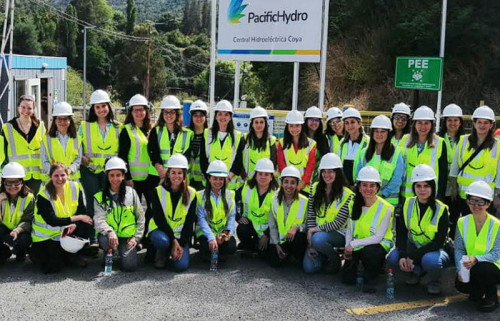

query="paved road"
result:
[0,250,497,320]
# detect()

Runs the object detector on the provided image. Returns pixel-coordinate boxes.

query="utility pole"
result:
[145,24,151,100]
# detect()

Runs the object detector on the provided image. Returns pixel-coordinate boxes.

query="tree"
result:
[200,0,211,34]
[60,4,79,64]
[156,12,182,33]
[13,18,42,55]
[126,0,137,35]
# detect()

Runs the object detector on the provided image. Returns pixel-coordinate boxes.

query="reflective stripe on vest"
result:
[157,127,192,167]
[125,124,151,181]
[1,193,33,230]
[272,194,307,244]
[339,135,369,162]
[458,214,500,269]
[204,129,242,171]
[280,137,316,177]
[42,135,80,181]
[94,190,137,238]
[327,134,341,154]
[243,134,276,179]
[403,197,447,248]
[81,121,120,174]
[241,184,274,237]
[195,190,234,237]
[314,184,353,227]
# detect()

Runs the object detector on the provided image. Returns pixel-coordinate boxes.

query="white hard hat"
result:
[254,158,274,173]
[392,103,411,116]
[466,181,494,202]
[2,162,25,179]
[281,166,301,180]
[105,157,128,173]
[342,107,362,120]
[305,106,323,119]
[472,105,495,121]
[160,95,181,109]
[90,89,111,105]
[326,107,343,121]
[128,94,149,108]
[442,104,463,118]
[60,235,89,253]
[285,110,304,124]
[190,100,208,113]
[413,106,435,121]
[207,160,229,177]
[357,166,381,183]
[250,106,268,119]
[214,100,233,113]
[370,115,392,130]
[166,153,188,169]
[410,164,436,183]
[52,102,73,117]
[318,153,342,170]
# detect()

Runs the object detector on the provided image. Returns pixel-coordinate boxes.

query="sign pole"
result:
[318,0,330,109]
[209,0,217,125]
[435,0,447,133]
[292,62,300,110]
[234,60,240,109]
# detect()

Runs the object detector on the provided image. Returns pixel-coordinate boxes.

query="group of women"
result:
[0,92,498,313]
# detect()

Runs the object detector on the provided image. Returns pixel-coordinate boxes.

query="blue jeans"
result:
[387,247,449,279]
[149,229,190,272]
[303,231,345,274]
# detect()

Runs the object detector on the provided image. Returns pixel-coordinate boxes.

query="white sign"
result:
[217,0,324,62]
[233,110,274,134]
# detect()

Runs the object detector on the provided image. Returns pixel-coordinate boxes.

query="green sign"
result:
[394,57,443,91]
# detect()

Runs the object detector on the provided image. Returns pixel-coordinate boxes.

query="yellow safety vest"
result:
[94,189,137,238]
[195,189,235,237]
[31,181,81,242]
[350,196,394,251]
[312,183,353,227]
[124,124,155,181]
[186,129,204,186]
[455,135,500,199]
[41,134,81,181]
[80,121,122,174]
[327,134,342,154]
[243,133,276,180]
[149,185,196,239]
[391,135,403,147]
[2,122,45,180]
[399,134,443,198]
[156,126,192,167]
[0,135,5,171]
[338,134,369,162]
[458,214,500,269]
[241,184,274,237]
[403,197,447,248]
[271,194,308,244]
[279,137,317,193]
[1,193,34,230]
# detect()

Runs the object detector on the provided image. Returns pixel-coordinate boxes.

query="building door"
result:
[26,78,41,119]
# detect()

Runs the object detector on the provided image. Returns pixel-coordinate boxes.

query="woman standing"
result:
[342,166,394,293]
[337,107,369,187]
[455,181,500,313]
[41,102,81,182]
[399,106,448,199]
[267,166,308,267]
[354,115,404,206]
[186,100,208,191]
[196,160,237,261]
[276,110,316,194]
[390,103,412,146]
[236,158,278,254]
[304,106,329,156]
[0,162,34,263]
[149,154,196,272]
[94,157,145,272]
[325,107,344,154]
[31,163,94,273]
[303,153,353,274]
[2,95,45,194]
[387,165,450,295]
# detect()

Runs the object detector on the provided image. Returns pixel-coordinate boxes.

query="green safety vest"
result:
[279,137,316,193]
[403,197,447,248]
[0,135,5,172]
[31,181,80,242]
[455,135,500,199]
[243,133,276,180]
[327,134,341,154]
[241,184,274,237]
[458,214,500,269]
[1,193,34,230]
[338,134,369,163]
[271,194,308,244]
[196,189,235,237]
[186,129,204,186]
[80,121,122,174]
[399,134,444,198]
[149,185,196,239]
[3,122,45,180]
[41,134,81,181]
[156,126,192,168]
[94,189,137,238]
[350,196,394,251]
[124,124,155,181]
[312,183,353,227]
[391,135,404,147]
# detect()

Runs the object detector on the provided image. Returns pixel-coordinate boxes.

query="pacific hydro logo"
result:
[228,0,308,24]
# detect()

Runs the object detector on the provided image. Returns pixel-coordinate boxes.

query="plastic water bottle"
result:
[104,249,113,276]
[210,249,218,272]
[386,268,395,300]
[356,264,364,289]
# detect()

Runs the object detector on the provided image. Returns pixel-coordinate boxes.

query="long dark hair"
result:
[156,109,182,132]
[247,172,279,191]
[365,129,395,162]
[313,168,348,212]
[87,102,116,123]
[282,124,309,149]
[324,118,340,136]
[210,111,235,143]
[102,169,128,205]
[48,116,77,138]
[438,117,465,138]
[16,95,40,127]
[124,106,152,132]
[305,117,324,143]
[163,168,190,206]
[351,182,381,221]
[246,117,270,151]
[412,180,437,214]
[468,120,496,150]
[0,178,32,199]
[390,113,411,138]
[204,175,230,221]
[277,177,299,205]
[188,110,208,132]
[407,121,436,148]
[45,163,70,200]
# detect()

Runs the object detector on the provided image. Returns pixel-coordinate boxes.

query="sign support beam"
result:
[435,0,448,133]
[292,62,299,110]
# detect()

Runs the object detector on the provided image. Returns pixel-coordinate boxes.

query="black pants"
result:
[236,222,269,252]
[455,262,500,301]
[342,244,387,284]
[446,196,462,239]
[134,174,160,236]
[0,224,31,258]
[266,232,307,267]
[199,235,237,259]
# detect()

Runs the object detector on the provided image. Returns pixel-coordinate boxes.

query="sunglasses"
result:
[467,198,488,206]
[4,180,23,187]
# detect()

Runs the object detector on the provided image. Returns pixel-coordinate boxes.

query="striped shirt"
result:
[306,193,353,233]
